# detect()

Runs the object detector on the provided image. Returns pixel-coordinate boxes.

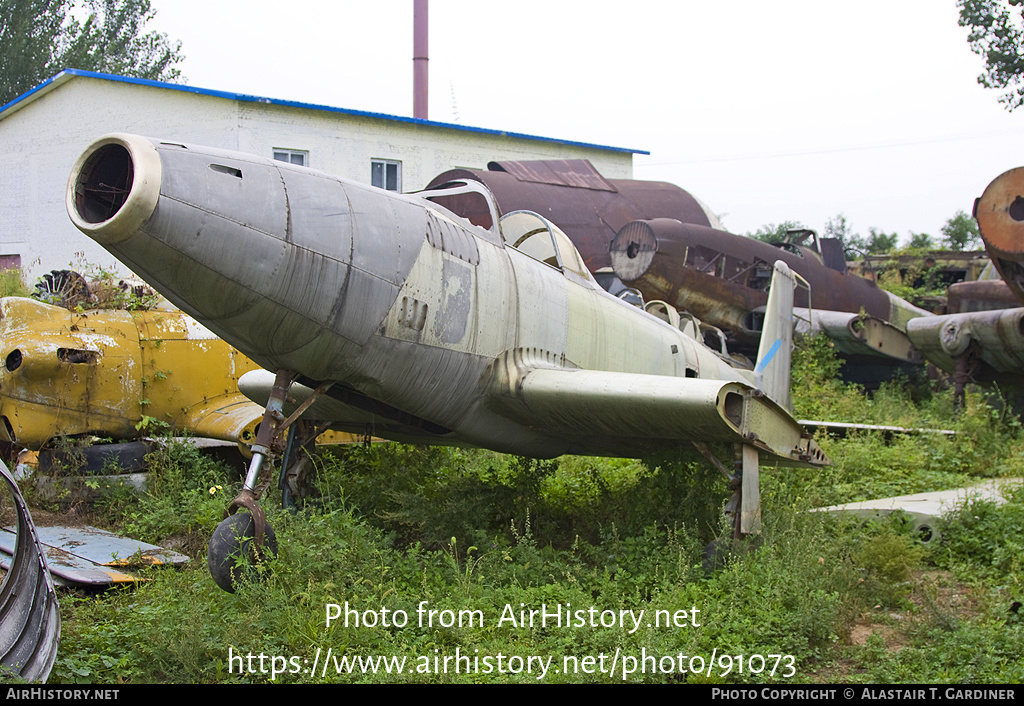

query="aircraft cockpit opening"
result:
[498,211,591,280]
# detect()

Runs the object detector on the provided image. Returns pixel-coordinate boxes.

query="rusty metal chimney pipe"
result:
[413,0,428,119]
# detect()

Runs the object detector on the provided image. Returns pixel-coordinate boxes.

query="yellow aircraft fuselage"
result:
[0,296,262,449]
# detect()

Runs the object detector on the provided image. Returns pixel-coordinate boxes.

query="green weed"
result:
[45,335,1024,683]
[0,268,30,297]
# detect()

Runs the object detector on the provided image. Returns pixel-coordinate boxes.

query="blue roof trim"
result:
[1,69,649,156]
[0,71,69,114]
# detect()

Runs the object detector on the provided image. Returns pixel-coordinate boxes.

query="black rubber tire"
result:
[38,440,156,475]
[207,512,278,593]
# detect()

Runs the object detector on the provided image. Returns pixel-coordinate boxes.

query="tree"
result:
[0,0,183,106]
[958,0,1024,110]
[861,228,899,254]
[823,213,857,250]
[908,232,934,249]
[843,225,898,255]
[0,1,69,104]
[941,210,982,251]
[747,220,804,244]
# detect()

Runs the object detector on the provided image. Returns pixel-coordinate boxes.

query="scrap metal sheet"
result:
[0,525,188,587]
[813,479,1022,544]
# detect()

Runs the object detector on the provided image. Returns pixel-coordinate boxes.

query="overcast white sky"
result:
[147,0,1024,244]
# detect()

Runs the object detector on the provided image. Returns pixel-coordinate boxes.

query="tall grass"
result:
[48,338,1024,683]
[0,268,30,297]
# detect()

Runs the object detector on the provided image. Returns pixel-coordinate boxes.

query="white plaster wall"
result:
[0,77,240,277]
[0,75,634,279]
[234,102,633,190]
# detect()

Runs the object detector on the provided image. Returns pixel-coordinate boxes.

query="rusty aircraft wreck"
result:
[66,134,830,592]
[906,167,1024,404]
[425,161,932,382]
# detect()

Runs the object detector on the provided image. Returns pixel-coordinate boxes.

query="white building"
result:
[0,69,644,278]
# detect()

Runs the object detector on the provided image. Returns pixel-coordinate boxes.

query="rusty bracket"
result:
[953,342,981,413]
[693,441,738,485]
[729,444,746,539]
[277,380,334,434]
[225,488,271,554]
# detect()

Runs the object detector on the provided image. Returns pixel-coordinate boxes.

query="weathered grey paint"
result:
[68,134,827,473]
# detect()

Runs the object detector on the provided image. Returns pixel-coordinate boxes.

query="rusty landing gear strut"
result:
[207,369,329,593]
[693,441,763,573]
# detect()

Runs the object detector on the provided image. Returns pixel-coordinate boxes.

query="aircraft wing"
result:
[906,307,1024,378]
[795,309,923,364]
[479,355,827,467]
[239,364,825,469]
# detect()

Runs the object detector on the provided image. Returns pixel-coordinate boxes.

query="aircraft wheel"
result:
[207,512,278,593]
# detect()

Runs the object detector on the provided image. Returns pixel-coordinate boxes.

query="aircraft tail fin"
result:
[754,261,798,411]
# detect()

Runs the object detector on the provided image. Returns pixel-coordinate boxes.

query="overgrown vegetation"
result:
[32,262,163,311]
[874,262,949,308]
[42,338,1024,683]
[0,267,30,297]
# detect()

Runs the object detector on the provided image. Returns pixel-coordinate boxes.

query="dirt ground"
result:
[811,570,984,681]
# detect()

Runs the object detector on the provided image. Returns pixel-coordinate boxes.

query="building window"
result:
[273,149,308,166]
[371,159,402,191]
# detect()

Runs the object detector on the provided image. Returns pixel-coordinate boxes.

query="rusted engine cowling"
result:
[976,166,1024,305]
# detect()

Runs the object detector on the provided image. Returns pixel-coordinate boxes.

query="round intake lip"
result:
[977,166,1024,257]
[609,219,659,281]
[66,133,162,245]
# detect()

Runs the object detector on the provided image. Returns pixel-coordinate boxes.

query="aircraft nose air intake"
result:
[66,134,162,245]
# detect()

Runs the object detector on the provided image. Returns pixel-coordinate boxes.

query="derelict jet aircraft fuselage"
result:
[66,134,828,591]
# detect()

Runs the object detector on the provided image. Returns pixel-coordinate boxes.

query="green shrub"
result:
[933,489,1024,582]
[96,438,237,550]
